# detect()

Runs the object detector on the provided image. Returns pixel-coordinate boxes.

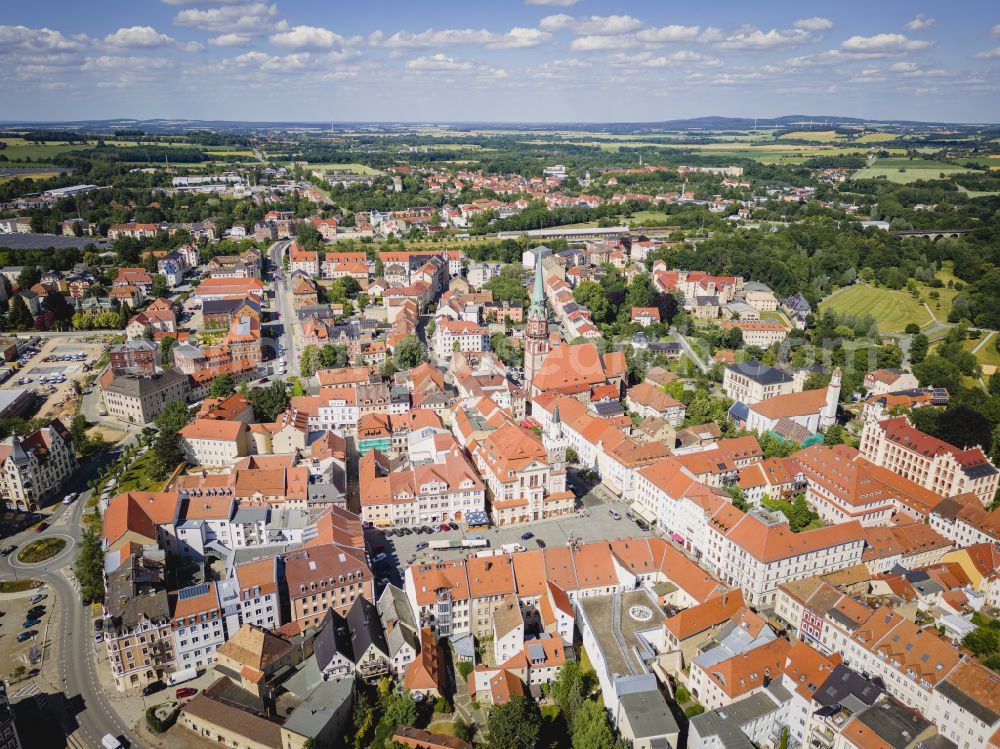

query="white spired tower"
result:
[821,367,842,430]
[523,259,550,400]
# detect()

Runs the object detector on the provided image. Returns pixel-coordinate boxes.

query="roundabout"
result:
[15,535,72,565]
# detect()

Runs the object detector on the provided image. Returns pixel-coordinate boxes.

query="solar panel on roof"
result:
[179,583,210,600]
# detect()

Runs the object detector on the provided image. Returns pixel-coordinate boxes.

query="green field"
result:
[293,162,380,174]
[0,139,92,162]
[820,284,933,333]
[853,158,979,183]
[962,333,1000,373]
[629,210,670,225]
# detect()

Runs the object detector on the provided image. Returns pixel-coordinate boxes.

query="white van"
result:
[101,735,123,749]
[166,666,198,686]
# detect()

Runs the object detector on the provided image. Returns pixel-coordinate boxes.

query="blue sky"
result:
[2,1,999,123]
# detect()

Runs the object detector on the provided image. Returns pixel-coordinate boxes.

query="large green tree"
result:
[487,695,541,749]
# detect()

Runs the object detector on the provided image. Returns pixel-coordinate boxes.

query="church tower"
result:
[543,404,567,493]
[523,258,551,398]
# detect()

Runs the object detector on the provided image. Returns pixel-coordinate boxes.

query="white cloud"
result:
[793,17,833,32]
[540,14,643,35]
[993,23,1000,36]
[104,26,175,48]
[714,26,815,51]
[841,33,933,53]
[974,47,1000,59]
[83,55,173,71]
[378,27,550,50]
[615,50,723,68]
[270,25,347,50]
[636,25,715,44]
[224,49,359,73]
[405,53,473,72]
[0,25,91,53]
[173,2,278,33]
[524,0,582,6]
[904,14,935,31]
[162,0,247,5]
[570,34,638,52]
[210,32,253,46]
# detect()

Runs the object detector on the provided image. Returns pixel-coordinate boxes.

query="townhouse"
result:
[178,418,249,467]
[472,422,574,526]
[282,544,374,629]
[231,557,282,631]
[929,492,1000,546]
[793,443,945,527]
[0,419,77,511]
[171,582,226,672]
[859,415,999,505]
[433,320,490,360]
[723,360,796,405]
[103,553,176,692]
[626,382,686,426]
[704,508,865,606]
[359,441,486,527]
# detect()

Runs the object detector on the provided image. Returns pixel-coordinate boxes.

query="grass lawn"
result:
[853,158,979,183]
[759,310,790,326]
[961,333,1000,373]
[820,284,932,333]
[116,450,168,493]
[0,171,66,183]
[289,162,380,174]
[778,130,840,142]
[629,210,670,225]
[0,139,93,162]
[0,579,39,593]
[424,721,461,737]
[17,538,67,563]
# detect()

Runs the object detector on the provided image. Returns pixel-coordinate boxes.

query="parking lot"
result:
[2,337,109,422]
[368,498,651,587]
[0,586,53,683]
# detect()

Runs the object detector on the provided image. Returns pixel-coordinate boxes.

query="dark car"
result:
[22,619,41,628]
[34,522,48,533]
[93,619,104,632]
[520,532,534,541]
[175,687,197,699]
[400,527,413,536]
[415,542,429,551]
[16,631,35,642]
[0,545,16,556]
[535,538,546,548]
[143,681,165,697]
[27,607,45,619]
[636,520,650,532]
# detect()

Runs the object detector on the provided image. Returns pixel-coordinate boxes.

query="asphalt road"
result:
[267,239,299,377]
[1,451,144,749]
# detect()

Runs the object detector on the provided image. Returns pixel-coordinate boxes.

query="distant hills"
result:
[0,115,993,135]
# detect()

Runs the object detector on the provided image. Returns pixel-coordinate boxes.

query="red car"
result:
[35,522,48,534]
[175,687,197,699]
[438,523,450,532]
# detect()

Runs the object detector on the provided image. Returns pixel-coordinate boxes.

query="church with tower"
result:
[523,257,551,397]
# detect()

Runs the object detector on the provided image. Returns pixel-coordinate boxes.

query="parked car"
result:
[372,552,388,564]
[438,523,450,532]
[62,493,77,505]
[34,522,48,533]
[17,631,35,642]
[608,510,621,520]
[142,681,165,697]
[27,607,44,618]
[94,631,104,643]
[28,594,46,604]
[93,619,104,632]
[0,545,16,557]
[448,522,459,530]
[400,527,413,535]
[535,538,546,548]
[415,542,429,551]
[22,619,41,628]
[520,532,534,541]
[175,687,197,699]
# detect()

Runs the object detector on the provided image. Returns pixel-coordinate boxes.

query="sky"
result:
[2,1,999,124]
